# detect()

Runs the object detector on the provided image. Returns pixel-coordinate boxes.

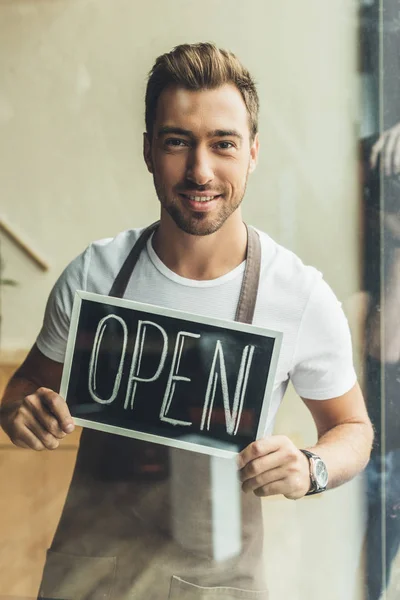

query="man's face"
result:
[144,84,259,236]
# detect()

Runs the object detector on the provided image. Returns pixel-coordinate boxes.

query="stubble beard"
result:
[153,174,249,237]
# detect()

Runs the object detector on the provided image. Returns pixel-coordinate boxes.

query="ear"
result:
[248,133,259,174]
[143,132,153,174]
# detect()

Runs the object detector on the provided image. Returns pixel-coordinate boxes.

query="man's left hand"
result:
[238,435,311,500]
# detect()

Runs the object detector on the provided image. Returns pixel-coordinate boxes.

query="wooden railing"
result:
[0,216,50,272]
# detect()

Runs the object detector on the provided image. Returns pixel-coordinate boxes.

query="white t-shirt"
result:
[36,226,356,433]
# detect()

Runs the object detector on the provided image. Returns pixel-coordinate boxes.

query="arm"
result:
[301,382,373,487]
[238,382,373,500]
[0,344,75,450]
[1,244,91,450]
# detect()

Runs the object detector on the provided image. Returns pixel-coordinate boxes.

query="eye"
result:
[164,138,189,147]
[215,141,235,150]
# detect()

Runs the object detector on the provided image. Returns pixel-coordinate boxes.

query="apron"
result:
[38,222,269,600]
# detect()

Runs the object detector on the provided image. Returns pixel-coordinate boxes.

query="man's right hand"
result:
[1,387,75,451]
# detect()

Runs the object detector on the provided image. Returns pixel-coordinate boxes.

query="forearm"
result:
[308,420,373,490]
[0,373,37,429]
[1,345,63,416]
[2,371,37,399]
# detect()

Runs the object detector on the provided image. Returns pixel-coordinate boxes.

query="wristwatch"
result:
[300,449,328,495]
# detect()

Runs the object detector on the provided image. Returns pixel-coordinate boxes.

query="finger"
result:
[23,394,66,439]
[37,388,75,434]
[385,130,397,176]
[11,421,46,451]
[26,398,67,440]
[393,134,400,174]
[23,415,60,450]
[237,437,280,470]
[239,450,284,484]
[370,136,385,170]
[242,465,285,494]
[253,478,287,498]
[11,436,34,450]
[254,475,307,500]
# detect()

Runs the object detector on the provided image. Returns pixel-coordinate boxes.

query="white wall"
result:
[0,0,359,350]
[0,1,364,598]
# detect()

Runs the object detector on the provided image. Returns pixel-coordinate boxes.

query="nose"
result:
[185,145,214,186]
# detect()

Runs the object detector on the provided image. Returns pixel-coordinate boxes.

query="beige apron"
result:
[38,222,269,600]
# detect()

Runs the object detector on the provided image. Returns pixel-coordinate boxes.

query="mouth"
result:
[180,193,221,202]
[179,193,222,211]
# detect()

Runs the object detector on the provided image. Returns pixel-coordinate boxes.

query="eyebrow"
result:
[157,126,243,141]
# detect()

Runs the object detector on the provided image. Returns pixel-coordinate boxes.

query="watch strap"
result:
[300,449,327,496]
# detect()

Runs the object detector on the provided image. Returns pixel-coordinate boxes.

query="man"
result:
[1,43,372,599]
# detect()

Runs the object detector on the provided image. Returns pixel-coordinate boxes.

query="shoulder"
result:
[35,227,147,362]
[63,227,145,293]
[252,229,356,400]
[87,228,143,270]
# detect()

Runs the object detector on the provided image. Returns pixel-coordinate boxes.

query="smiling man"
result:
[147,86,256,239]
[0,43,373,599]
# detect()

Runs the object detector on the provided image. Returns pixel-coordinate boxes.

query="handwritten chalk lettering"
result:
[87,314,258,436]
[124,320,168,410]
[160,331,201,427]
[64,293,281,455]
[201,341,255,435]
[64,291,282,456]
[88,314,128,405]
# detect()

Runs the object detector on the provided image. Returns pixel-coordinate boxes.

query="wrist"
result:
[299,449,329,495]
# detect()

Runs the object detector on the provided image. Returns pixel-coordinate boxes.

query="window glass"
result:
[0,2,389,599]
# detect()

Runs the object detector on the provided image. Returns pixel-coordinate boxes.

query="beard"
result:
[152,174,249,237]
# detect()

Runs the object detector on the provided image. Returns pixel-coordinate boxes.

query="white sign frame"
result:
[60,290,283,459]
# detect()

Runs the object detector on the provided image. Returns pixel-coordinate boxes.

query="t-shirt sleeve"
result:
[289,277,357,400]
[36,246,92,363]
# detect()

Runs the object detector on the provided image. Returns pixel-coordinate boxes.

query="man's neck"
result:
[152,213,248,281]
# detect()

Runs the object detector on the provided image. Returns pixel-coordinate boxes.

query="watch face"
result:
[315,459,329,488]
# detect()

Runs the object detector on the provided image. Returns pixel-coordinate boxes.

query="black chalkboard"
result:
[60,291,282,457]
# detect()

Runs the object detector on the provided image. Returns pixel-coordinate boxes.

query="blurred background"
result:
[0,0,395,598]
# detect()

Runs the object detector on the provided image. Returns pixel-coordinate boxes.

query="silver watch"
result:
[300,449,328,495]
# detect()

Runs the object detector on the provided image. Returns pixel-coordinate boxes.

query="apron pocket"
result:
[38,550,116,600]
[168,576,269,600]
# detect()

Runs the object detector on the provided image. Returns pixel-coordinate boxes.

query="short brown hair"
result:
[145,42,259,141]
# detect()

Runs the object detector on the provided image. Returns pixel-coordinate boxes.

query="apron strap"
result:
[109,221,160,298]
[108,221,261,325]
[234,224,261,325]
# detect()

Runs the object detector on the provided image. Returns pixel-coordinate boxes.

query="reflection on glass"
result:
[360,1,400,597]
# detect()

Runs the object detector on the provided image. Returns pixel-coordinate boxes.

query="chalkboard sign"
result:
[60,291,282,458]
